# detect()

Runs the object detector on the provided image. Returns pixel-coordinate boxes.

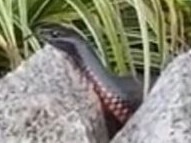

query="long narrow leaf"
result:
[113,0,137,76]
[92,0,127,75]
[18,0,29,58]
[134,0,150,98]
[151,0,167,69]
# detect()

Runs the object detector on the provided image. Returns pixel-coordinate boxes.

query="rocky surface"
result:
[0,44,109,143]
[2,43,191,143]
[111,51,191,143]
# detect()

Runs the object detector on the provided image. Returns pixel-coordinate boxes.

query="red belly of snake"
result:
[84,66,132,123]
[82,66,134,138]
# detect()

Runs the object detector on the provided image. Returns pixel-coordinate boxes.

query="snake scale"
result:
[37,23,144,137]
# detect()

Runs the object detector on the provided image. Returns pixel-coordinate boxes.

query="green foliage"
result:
[0,0,190,95]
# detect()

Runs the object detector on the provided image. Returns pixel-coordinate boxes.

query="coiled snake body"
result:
[37,23,143,137]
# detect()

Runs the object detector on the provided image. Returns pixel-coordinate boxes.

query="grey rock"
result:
[111,50,191,143]
[0,44,109,143]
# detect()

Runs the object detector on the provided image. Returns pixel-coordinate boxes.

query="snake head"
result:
[36,22,85,47]
[36,22,87,66]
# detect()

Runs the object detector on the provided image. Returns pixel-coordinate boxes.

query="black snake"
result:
[37,23,146,137]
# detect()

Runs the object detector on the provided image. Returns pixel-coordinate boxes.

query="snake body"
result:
[37,23,143,136]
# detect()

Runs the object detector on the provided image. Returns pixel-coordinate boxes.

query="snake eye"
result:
[51,31,59,38]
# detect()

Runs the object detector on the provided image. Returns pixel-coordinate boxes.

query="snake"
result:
[36,23,144,137]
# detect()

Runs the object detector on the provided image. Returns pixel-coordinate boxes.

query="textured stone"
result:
[111,50,191,143]
[0,44,109,143]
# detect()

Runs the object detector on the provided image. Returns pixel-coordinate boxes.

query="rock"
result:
[111,50,191,143]
[0,44,109,143]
